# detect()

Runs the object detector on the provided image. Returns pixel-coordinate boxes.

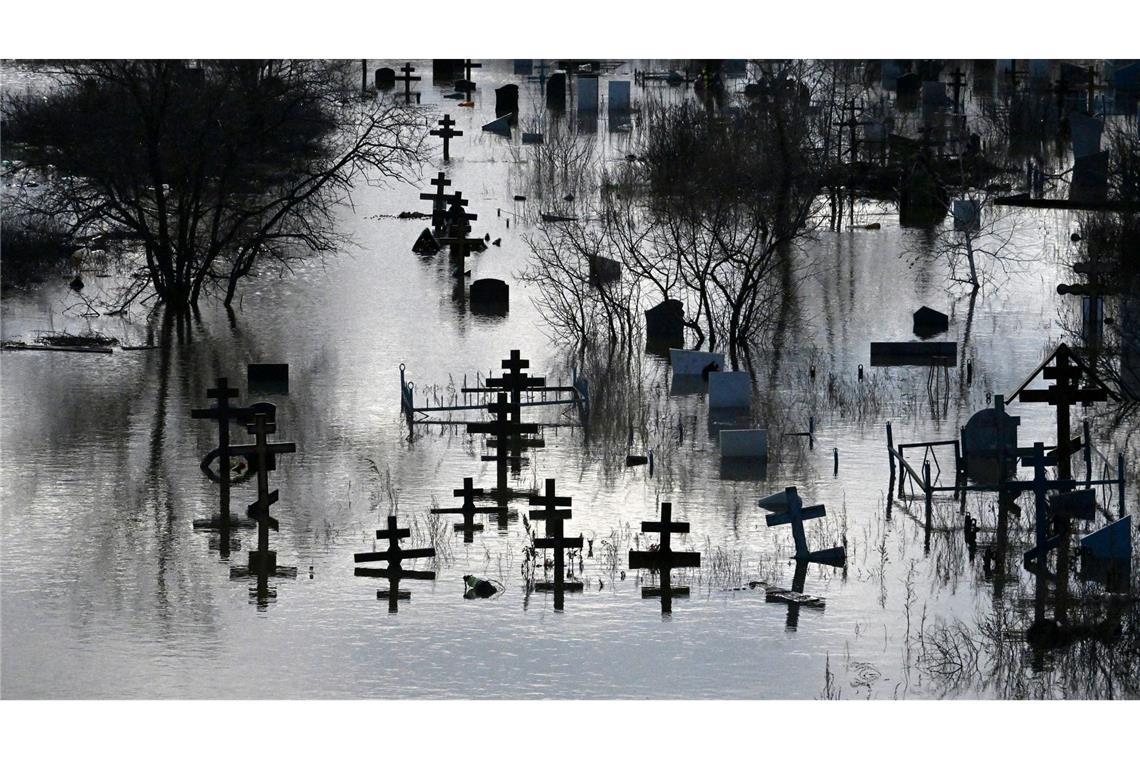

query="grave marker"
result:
[628,502,701,614]
[190,377,259,538]
[528,480,582,610]
[354,515,436,612]
[431,477,501,542]
[229,413,297,562]
[761,487,846,565]
[430,114,462,162]
[395,62,421,104]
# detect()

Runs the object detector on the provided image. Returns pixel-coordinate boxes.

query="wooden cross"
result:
[487,349,547,424]
[396,62,421,104]
[430,477,500,542]
[628,502,701,614]
[1010,442,1090,564]
[430,114,463,161]
[440,195,477,238]
[462,59,482,82]
[530,59,550,93]
[1084,66,1109,114]
[529,479,581,610]
[191,377,249,534]
[229,413,297,557]
[354,515,436,612]
[763,487,846,565]
[947,67,966,113]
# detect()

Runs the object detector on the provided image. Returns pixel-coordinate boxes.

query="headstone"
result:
[495,84,519,119]
[1029,60,1051,81]
[963,397,1020,482]
[546,72,567,110]
[912,306,949,338]
[1122,298,1140,400]
[469,278,509,314]
[1081,516,1132,562]
[952,198,981,229]
[521,133,544,145]
[513,59,534,76]
[588,255,621,283]
[922,80,948,107]
[897,72,921,97]
[644,299,684,346]
[708,371,751,409]
[577,76,599,112]
[482,114,512,137]
[1070,150,1109,202]
[412,228,440,254]
[248,363,288,394]
[374,68,395,89]
[719,429,768,459]
[608,80,631,112]
[432,60,462,81]
[1069,112,1104,159]
[669,348,725,376]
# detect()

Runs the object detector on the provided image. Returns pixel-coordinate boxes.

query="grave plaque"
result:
[577,76,599,113]
[708,371,751,409]
[608,80,631,112]
[669,348,725,376]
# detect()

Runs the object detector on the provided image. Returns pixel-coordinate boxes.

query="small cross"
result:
[430,477,500,542]
[529,480,580,610]
[628,502,701,614]
[430,114,463,161]
[354,515,437,612]
[528,478,573,528]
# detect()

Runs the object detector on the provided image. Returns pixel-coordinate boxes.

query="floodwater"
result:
[2,60,1137,699]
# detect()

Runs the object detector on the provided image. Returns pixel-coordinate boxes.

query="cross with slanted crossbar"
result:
[430,114,463,161]
[354,515,437,612]
[430,477,500,542]
[487,349,547,424]
[628,502,701,614]
[190,377,252,535]
[229,413,297,555]
[529,479,580,610]
[396,62,421,104]
[764,487,846,565]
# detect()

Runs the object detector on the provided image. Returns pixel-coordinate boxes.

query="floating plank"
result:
[2,343,113,354]
[870,341,956,366]
[534,581,584,592]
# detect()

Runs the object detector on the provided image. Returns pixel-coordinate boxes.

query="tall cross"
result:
[354,515,436,612]
[229,413,297,557]
[472,392,544,493]
[430,114,462,161]
[396,62,421,104]
[463,59,482,82]
[628,502,701,614]
[763,487,846,565]
[947,67,966,114]
[529,479,580,610]
[190,377,245,534]
[430,477,500,542]
[487,349,547,424]
[1084,66,1109,115]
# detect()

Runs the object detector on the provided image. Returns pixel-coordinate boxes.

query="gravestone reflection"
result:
[628,502,701,614]
[529,479,583,610]
[354,515,437,612]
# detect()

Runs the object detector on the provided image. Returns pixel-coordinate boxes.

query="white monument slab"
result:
[577,77,599,112]
[608,80,631,111]
[720,429,768,459]
[669,349,725,376]
[708,371,751,409]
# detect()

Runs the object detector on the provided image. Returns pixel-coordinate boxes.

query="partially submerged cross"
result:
[529,479,582,610]
[469,392,543,495]
[354,515,436,612]
[396,62,421,104]
[763,487,846,566]
[487,349,547,424]
[190,377,246,533]
[628,502,701,614]
[430,114,463,161]
[462,59,482,82]
[229,412,297,571]
[430,477,500,542]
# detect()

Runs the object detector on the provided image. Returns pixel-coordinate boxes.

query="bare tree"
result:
[2,60,427,312]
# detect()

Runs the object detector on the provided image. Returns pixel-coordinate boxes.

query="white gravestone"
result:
[577,77,599,113]
[669,349,725,376]
[708,371,751,409]
[608,80,631,111]
[720,429,768,459]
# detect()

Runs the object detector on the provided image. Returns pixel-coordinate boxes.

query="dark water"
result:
[2,60,1137,699]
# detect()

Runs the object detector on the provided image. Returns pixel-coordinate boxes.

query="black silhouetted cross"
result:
[354,515,437,612]
[463,59,482,82]
[191,377,251,535]
[628,502,701,614]
[487,349,546,423]
[431,477,500,542]
[396,62,421,104]
[947,67,966,113]
[529,479,580,610]
[430,114,463,161]
[229,413,296,555]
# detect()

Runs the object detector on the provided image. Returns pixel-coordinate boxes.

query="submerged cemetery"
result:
[2,58,1140,700]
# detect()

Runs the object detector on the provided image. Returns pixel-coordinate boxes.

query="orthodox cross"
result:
[487,349,547,424]
[190,376,253,534]
[471,393,544,491]
[628,502,701,614]
[1084,66,1109,114]
[430,477,500,542]
[430,114,463,161]
[529,479,581,610]
[354,515,437,612]
[229,413,296,563]
[462,59,482,82]
[395,62,421,104]
[947,67,966,113]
